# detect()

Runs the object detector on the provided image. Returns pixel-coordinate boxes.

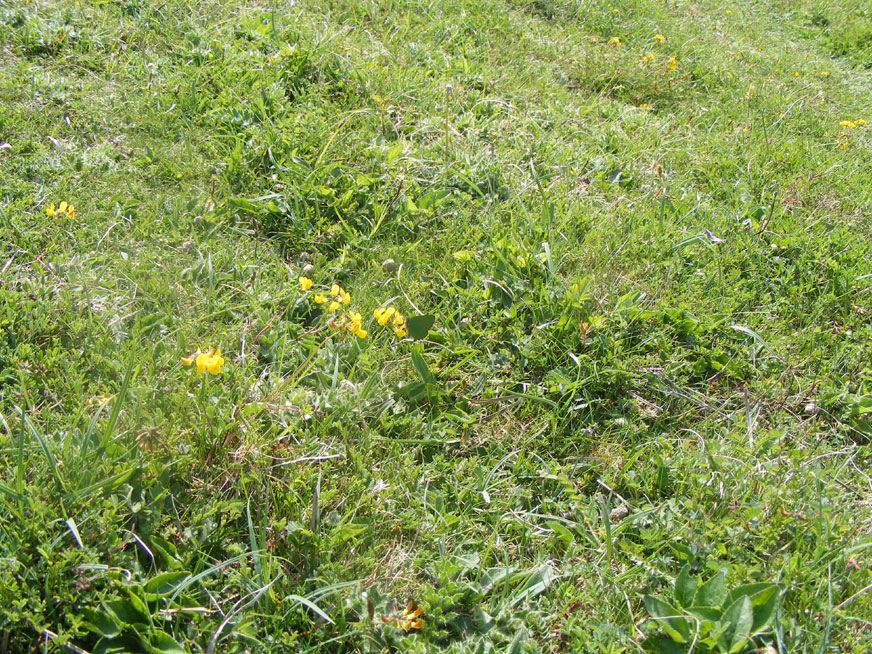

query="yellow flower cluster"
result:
[181,348,225,375]
[640,53,656,64]
[45,201,75,218]
[666,56,678,72]
[315,284,351,312]
[374,306,407,339]
[299,276,313,290]
[607,37,622,47]
[331,311,367,339]
[383,602,423,632]
[654,33,666,44]
[839,119,867,129]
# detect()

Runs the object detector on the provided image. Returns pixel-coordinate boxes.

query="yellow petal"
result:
[314,292,326,304]
[180,355,194,366]
[59,201,68,212]
[299,276,313,290]
[195,352,208,374]
[45,204,56,217]
[331,284,340,296]
[329,301,339,312]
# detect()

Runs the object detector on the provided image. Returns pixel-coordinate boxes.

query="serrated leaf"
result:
[643,596,690,643]
[695,570,727,608]
[407,314,435,340]
[674,566,698,609]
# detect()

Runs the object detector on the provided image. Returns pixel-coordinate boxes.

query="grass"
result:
[1,0,871,652]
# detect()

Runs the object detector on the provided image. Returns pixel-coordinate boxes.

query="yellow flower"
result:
[181,349,200,367]
[393,326,407,339]
[184,347,224,375]
[607,37,622,47]
[299,276,313,291]
[195,350,209,374]
[205,349,225,375]
[59,201,68,213]
[321,284,351,311]
[398,602,424,631]
[45,203,56,217]
[654,33,666,43]
[821,71,830,78]
[840,120,858,129]
[638,103,653,110]
[330,311,368,339]
[858,119,868,127]
[374,306,396,326]
[666,56,677,72]
[393,312,404,326]
[726,9,732,15]
[67,204,75,218]
[641,53,655,64]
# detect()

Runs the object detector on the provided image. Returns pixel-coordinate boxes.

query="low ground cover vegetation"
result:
[1,0,871,651]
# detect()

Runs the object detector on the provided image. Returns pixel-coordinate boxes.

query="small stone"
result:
[609,505,629,522]
[301,263,314,276]
[804,403,818,415]
[382,258,397,273]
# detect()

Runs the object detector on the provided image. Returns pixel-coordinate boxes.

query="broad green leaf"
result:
[695,570,727,608]
[83,609,120,638]
[144,572,190,597]
[407,314,435,340]
[720,595,753,653]
[384,143,403,164]
[411,346,435,384]
[674,566,698,609]
[685,606,721,622]
[725,584,780,634]
[750,587,779,634]
[643,596,690,643]
[104,598,150,627]
[725,582,777,608]
[146,630,186,654]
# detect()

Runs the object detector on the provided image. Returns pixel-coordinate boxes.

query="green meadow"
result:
[2,0,872,651]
